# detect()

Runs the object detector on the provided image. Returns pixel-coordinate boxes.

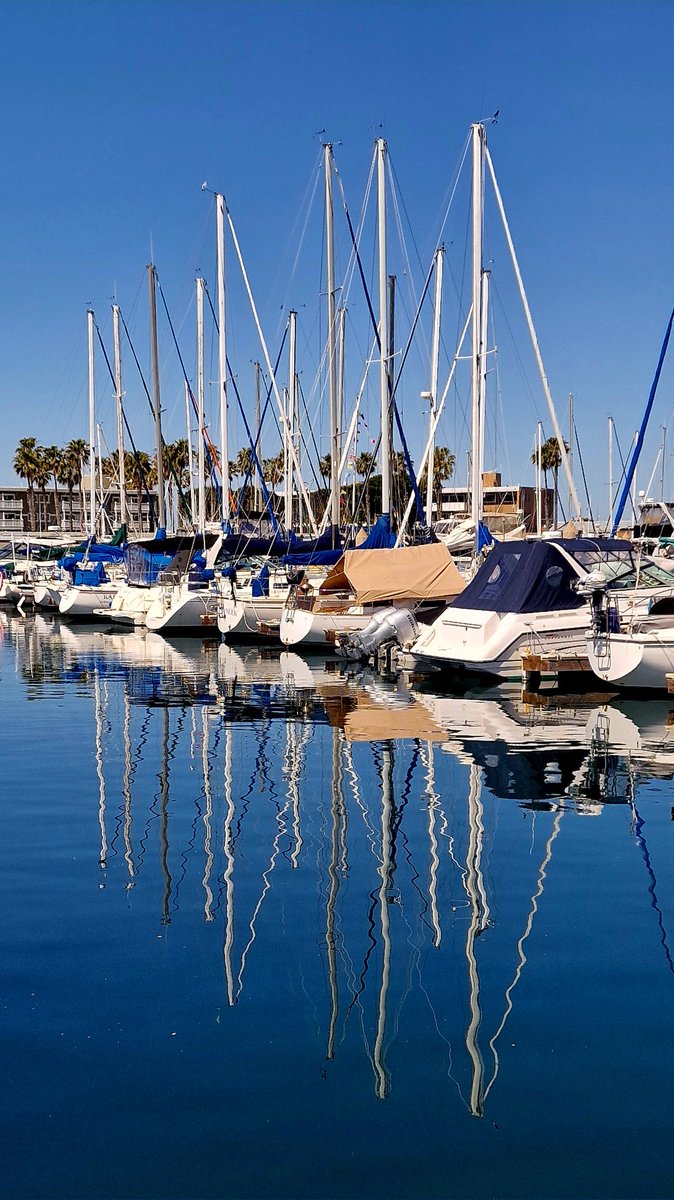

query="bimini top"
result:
[450,538,629,614]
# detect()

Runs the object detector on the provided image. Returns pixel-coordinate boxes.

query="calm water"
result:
[2,611,674,1200]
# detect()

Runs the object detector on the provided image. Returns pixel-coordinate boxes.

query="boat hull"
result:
[145,585,219,635]
[409,606,591,680]
[586,629,674,690]
[59,584,119,619]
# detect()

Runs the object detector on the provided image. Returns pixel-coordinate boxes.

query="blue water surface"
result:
[1,612,674,1199]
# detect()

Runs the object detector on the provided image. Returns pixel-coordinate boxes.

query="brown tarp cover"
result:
[318,542,465,605]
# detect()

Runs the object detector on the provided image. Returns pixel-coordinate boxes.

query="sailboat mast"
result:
[608,416,613,533]
[377,137,390,517]
[86,308,96,539]
[254,361,262,514]
[112,304,127,532]
[196,277,206,536]
[216,194,231,528]
[479,268,490,512]
[324,144,340,539]
[425,248,444,523]
[147,264,166,530]
[185,380,196,524]
[470,123,485,540]
[286,310,297,531]
[536,421,543,536]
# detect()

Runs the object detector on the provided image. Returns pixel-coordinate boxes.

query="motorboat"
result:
[408,537,674,681]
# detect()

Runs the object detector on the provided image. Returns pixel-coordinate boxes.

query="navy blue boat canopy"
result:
[450,538,628,614]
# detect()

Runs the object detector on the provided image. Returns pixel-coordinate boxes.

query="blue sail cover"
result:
[221,528,343,561]
[59,543,125,571]
[450,538,624,614]
[357,514,396,550]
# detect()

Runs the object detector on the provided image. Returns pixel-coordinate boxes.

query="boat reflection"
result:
[5,612,674,1112]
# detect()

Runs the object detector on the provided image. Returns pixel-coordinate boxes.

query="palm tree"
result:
[125,450,154,532]
[63,439,89,532]
[232,446,255,513]
[42,445,63,530]
[531,436,567,527]
[162,439,191,526]
[430,446,456,518]
[262,452,284,519]
[32,448,53,533]
[355,451,376,525]
[13,437,39,530]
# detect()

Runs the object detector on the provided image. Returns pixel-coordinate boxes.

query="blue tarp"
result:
[280,548,345,568]
[72,561,109,587]
[450,538,625,615]
[59,543,125,571]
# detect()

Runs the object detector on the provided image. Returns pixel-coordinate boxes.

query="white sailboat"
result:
[279,541,464,649]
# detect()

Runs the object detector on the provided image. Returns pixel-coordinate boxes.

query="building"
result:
[433,472,555,535]
[0,484,156,538]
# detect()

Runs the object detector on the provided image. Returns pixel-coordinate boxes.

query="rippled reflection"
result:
[3,609,674,1198]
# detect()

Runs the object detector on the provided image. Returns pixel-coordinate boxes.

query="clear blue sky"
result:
[1,0,673,524]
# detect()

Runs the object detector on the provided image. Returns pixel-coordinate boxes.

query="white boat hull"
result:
[34,582,65,609]
[145,584,218,634]
[409,606,591,679]
[59,583,120,619]
[217,595,287,638]
[279,603,374,648]
[587,628,674,690]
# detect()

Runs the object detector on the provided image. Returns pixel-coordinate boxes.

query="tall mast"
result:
[426,247,444,522]
[608,416,613,532]
[196,277,206,536]
[254,361,262,514]
[376,137,390,517]
[568,393,574,520]
[337,306,346,523]
[470,123,485,541]
[87,308,96,539]
[324,144,340,539]
[536,420,543,536]
[112,304,126,532]
[285,310,297,531]
[215,194,231,529]
[479,268,490,517]
[147,264,166,530]
[185,380,196,524]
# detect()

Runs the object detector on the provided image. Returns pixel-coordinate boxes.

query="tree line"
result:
[12,435,456,532]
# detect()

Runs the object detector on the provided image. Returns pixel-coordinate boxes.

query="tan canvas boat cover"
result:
[318,541,465,605]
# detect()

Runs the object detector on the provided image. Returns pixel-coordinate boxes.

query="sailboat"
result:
[279,539,464,649]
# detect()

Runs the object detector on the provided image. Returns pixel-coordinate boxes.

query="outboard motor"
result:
[575,568,620,638]
[338,606,420,662]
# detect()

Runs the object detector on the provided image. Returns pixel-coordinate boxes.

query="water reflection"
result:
[3,609,674,1120]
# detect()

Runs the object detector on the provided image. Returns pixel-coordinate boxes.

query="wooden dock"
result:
[521,650,597,691]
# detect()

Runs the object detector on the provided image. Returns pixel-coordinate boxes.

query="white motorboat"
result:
[585,572,674,690]
[409,537,674,681]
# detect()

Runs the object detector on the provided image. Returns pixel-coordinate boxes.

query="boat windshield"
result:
[568,547,674,590]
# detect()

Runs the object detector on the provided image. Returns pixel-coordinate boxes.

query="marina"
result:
[3,609,674,1197]
[2,3,674,1197]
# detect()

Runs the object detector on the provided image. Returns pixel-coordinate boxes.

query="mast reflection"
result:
[6,612,674,1112]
